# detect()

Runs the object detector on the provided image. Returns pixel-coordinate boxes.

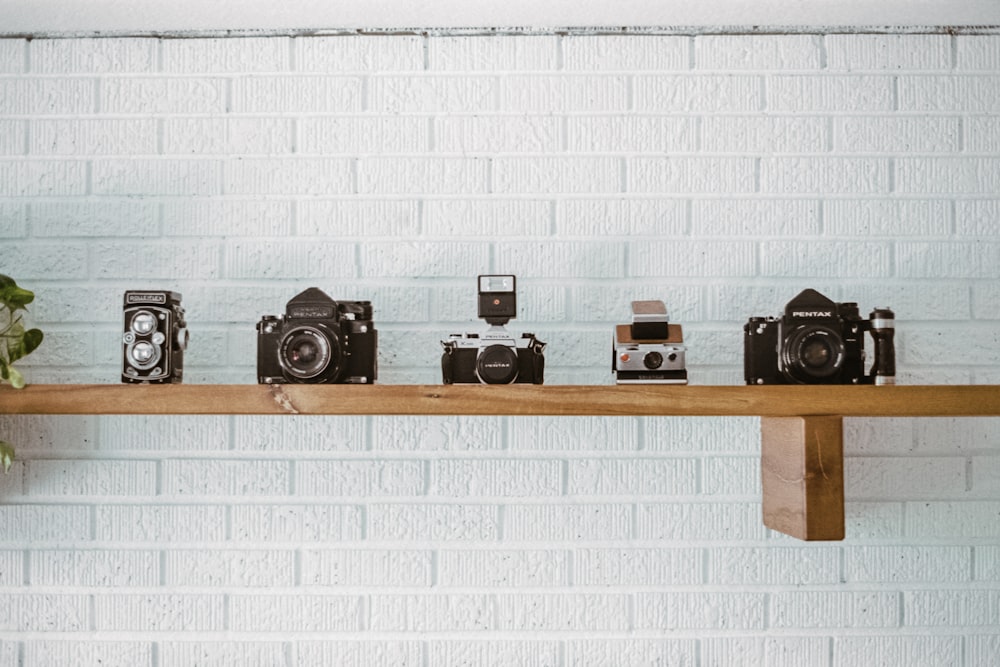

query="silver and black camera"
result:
[612,300,688,384]
[122,290,188,384]
[441,275,545,384]
[744,288,895,385]
[257,287,377,384]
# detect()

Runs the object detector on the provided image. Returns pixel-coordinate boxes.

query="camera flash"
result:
[479,275,514,293]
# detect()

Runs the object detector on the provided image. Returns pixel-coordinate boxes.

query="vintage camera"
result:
[613,300,688,384]
[441,275,546,384]
[744,288,896,385]
[257,287,377,384]
[122,290,188,383]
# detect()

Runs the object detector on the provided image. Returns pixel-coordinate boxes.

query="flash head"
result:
[477,274,517,326]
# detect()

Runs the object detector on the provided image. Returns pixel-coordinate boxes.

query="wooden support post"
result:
[760,416,845,541]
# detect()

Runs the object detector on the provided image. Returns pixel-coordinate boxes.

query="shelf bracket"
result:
[760,416,844,541]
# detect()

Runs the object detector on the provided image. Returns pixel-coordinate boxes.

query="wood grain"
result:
[1,384,999,416]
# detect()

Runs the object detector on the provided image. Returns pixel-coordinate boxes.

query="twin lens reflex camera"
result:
[121,290,189,384]
[612,300,688,384]
[441,275,546,384]
[744,288,895,385]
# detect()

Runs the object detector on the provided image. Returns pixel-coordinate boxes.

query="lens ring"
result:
[278,325,340,381]
[780,324,845,382]
[643,351,664,370]
[126,340,161,370]
[131,310,158,335]
[476,344,519,384]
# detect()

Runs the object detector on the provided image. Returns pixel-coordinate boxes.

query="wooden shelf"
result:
[1,383,999,417]
[3,383,998,543]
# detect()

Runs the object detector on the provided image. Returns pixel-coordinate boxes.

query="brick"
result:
[164,117,293,155]
[773,591,898,628]
[424,198,551,237]
[826,199,951,236]
[162,200,292,236]
[225,239,354,278]
[232,504,363,542]
[702,457,759,496]
[572,283,701,323]
[31,200,158,237]
[301,116,429,154]
[361,241,489,278]
[439,549,569,587]
[100,415,229,451]
[97,505,225,542]
[298,460,424,496]
[302,549,432,587]
[225,157,352,195]
[101,77,226,114]
[510,416,636,451]
[94,593,224,631]
[569,640,699,667]
[760,240,890,277]
[703,637,828,667]
[693,198,818,237]
[231,76,363,113]
[899,75,1000,112]
[645,416,760,454]
[630,240,756,277]
[31,38,155,73]
[826,34,951,70]
[373,415,503,451]
[972,456,1000,495]
[503,594,631,632]
[835,116,959,153]
[905,589,996,626]
[968,636,1000,667]
[564,35,687,71]
[0,415,96,451]
[163,37,290,72]
[371,594,494,631]
[844,418,916,455]
[436,115,560,153]
[0,594,89,631]
[899,242,1000,278]
[845,501,903,539]
[370,503,498,541]
[630,157,755,194]
[298,641,422,666]
[0,79,93,115]
[707,546,839,585]
[568,458,697,496]
[90,240,221,279]
[493,240,623,278]
[0,203,26,237]
[635,75,761,111]
[160,642,288,667]
[296,35,424,71]
[506,503,630,541]
[834,636,961,667]
[898,157,1000,194]
[703,115,826,153]
[370,75,495,113]
[28,460,156,496]
[434,459,560,497]
[430,35,558,70]
[0,40,25,73]
[576,548,700,586]
[569,115,697,153]
[957,35,1000,70]
[907,502,1000,538]
[431,640,560,667]
[498,75,628,112]
[360,157,488,194]
[763,157,891,194]
[433,281,565,322]
[637,592,766,630]
[696,35,822,69]
[0,160,87,196]
[299,198,420,237]
[31,549,158,586]
[845,456,966,500]
[913,418,1000,454]
[0,120,24,155]
[0,551,20,586]
[959,200,1000,238]
[556,198,684,236]
[494,156,619,194]
[769,75,893,111]
[846,545,970,583]
[0,505,90,542]
[93,158,220,196]
[164,549,294,587]
[24,641,152,667]
[162,459,289,497]
[638,502,765,541]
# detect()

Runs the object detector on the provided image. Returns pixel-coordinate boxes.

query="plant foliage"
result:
[0,274,44,473]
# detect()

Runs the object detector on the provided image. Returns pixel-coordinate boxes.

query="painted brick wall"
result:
[0,31,999,666]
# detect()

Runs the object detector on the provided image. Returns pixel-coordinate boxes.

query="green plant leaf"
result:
[6,366,24,389]
[0,274,34,310]
[0,442,12,474]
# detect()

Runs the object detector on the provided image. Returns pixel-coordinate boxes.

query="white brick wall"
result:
[0,30,999,666]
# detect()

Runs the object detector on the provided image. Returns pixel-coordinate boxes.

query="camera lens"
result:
[279,326,339,381]
[643,351,663,369]
[127,340,161,370]
[132,311,157,335]
[781,325,845,382]
[476,344,519,384]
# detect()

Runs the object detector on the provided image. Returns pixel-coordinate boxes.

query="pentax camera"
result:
[257,287,377,384]
[122,290,188,383]
[744,288,896,385]
[441,275,545,384]
[613,300,688,384]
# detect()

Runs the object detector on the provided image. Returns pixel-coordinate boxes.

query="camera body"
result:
[257,287,377,384]
[613,300,688,384]
[441,275,546,384]
[744,288,896,385]
[122,290,188,383]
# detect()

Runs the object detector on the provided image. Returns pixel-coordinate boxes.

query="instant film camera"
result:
[612,300,688,384]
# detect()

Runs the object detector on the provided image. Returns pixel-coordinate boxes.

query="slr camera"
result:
[257,287,377,384]
[441,275,546,384]
[613,300,688,384]
[744,288,895,385]
[122,290,188,383]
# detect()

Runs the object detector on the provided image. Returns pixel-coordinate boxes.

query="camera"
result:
[441,275,545,384]
[122,290,188,383]
[744,288,895,385]
[613,300,688,384]
[257,287,377,384]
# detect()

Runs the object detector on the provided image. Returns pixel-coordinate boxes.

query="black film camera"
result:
[441,275,545,384]
[613,300,688,384]
[744,288,895,385]
[257,287,377,384]
[122,290,188,384]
